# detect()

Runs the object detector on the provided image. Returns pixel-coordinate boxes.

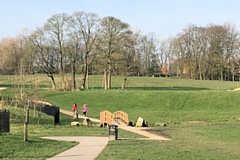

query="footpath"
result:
[43,136,109,160]
[60,109,170,141]
[43,109,170,160]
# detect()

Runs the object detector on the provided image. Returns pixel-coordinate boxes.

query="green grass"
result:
[0,106,143,159]
[0,135,76,160]
[41,90,240,123]
[2,75,240,159]
[97,139,240,160]
[0,108,78,160]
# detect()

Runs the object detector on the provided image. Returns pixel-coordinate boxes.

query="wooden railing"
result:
[100,110,113,126]
[113,111,129,124]
[100,110,128,126]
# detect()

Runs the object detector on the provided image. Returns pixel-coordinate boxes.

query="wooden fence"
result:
[113,111,129,124]
[100,110,114,126]
[0,109,10,133]
[100,110,129,126]
[38,105,60,125]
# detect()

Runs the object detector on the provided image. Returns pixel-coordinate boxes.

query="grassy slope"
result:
[43,90,240,123]
[1,75,240,159]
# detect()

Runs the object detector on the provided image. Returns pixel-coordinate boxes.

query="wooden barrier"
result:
[100,110,114,126]
[0,109,10,133]
[113,111,129,124]
[100,110,129,126]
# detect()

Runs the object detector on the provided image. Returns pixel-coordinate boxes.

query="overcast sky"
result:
[1,0,240,40]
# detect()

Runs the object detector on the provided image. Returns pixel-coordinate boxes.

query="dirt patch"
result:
[142,128,171,138]
[185,120,205,124]
[231,88,240,91]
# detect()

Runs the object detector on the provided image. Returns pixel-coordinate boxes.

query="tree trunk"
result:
[106,58,111,90]
[61,75,69,91]
[86,65,89,89]
[122,74,128,90]
[107,68,111,89]
[231,69,235,81]
[104,70,108,90]
[102,71,106,88]
[82,57,88,89]
[49,75,56,90]
[199,64,202,80]
[220,70,223,81]
[72,62,76,90]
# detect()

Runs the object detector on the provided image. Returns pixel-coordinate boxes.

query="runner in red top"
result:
[72,103,78,114]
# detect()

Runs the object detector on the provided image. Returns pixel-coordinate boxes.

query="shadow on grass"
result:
[24,86,210,92]
[0,84,14,88]
[75,86,210,91]
[125,86,210,91]
[0,84,49,90]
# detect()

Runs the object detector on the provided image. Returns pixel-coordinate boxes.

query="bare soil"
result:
[231,88,240,91]
[142,128,171,139]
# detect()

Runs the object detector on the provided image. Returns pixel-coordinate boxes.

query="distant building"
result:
[160,63,170,76]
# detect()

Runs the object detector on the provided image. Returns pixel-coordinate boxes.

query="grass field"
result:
[1,75,240,159]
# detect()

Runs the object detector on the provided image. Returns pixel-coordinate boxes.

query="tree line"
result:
[0,11,240,90]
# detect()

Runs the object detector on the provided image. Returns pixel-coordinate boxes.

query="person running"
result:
[72,103,78,118]
[82,104,88,117]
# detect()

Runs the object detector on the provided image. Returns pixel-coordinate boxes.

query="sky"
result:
[1,0,240,40]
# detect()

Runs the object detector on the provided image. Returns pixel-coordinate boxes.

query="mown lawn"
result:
[1,75,240,159]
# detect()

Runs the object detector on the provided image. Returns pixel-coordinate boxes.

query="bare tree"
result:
[120,33,138,90]
[169,36,185,78]
[99,16,132,89]
[44,13,70,90]
[65,31,83,90]
[70,12,100,89]
[30,28,57,90]
[222,23,239,81]
[157,40,170,76]
[0,38,22,74]
[206,25,228,80]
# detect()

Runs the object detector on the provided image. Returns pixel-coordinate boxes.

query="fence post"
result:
[25,108,29,124]
[24,122,28,141]
[34,105,36,118]
[53,107,60,125]
[6,110,10,133]
[38,113,41,125]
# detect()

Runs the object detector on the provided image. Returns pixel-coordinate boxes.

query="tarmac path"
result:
[43,136,109,160]
[44,109,170,160]
[2,87,170,159]
[60,109,170,141]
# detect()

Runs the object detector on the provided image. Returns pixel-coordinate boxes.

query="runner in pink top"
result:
[82,104,88,116]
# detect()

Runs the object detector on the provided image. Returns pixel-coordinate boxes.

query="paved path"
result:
[118,125,170,140]
[60,109,101,123]
[60,109,170,141]
[2,89,169,159]
[44,109,170,160]
[43,136,109,160]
